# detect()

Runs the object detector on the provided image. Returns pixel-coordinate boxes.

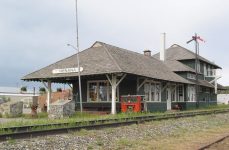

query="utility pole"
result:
[75,0,83,113]
[67,0,83,113]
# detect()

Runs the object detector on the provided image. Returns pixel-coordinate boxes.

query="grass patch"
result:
[7,138,16,144]
[117,138,134,149]
[0,105,228,130]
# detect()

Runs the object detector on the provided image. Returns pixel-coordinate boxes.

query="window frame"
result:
[87,80,119,102]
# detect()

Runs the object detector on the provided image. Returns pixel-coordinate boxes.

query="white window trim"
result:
[87,80,119,102]
[144,80,161,102]
[177,84,184,102]
[170,84,177,102]
[187,85,196,102]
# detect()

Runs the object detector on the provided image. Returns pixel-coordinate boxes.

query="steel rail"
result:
[0,108,229,141]
[198,135,229,150]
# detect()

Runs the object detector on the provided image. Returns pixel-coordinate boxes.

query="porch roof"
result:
[188,79,214,88]
[22,41,192,84]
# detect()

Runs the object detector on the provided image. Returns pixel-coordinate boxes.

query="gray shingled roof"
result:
[153,44,221,69]
[193,79,214,88]
[217,83,226,90]
[22,41,192,84]
[163,60,196,73]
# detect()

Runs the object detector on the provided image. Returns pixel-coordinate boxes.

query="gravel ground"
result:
[0,113,229,150]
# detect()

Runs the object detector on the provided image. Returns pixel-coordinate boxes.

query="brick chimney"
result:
[143,50,151,57]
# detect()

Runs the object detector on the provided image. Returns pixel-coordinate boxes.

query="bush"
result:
[20,86,27,92]
[39,87,46,94]
[56,88,62,92]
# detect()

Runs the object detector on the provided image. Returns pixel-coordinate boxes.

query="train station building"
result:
[22,41,223,114]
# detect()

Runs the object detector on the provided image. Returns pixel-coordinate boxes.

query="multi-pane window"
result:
[177,85,184,102]
[171,85,176,102]
[197,61,201,73]
[88,80,117,102]
[98,82,109,101]
[204,63,207,76]
[88,82,98,102]
[187,85,195,102]
[187,73,196,80]
[144,82,161,102]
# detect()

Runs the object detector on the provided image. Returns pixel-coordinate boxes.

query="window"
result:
[88,82,98,102]
[187,85,195,102]
[204,63,207,76]
[197,61,201,73]
[177,85,184,102]
[99,82,109,101]
[187,73,196,80]
[171,85,177,102]
[155,83,161,101]
[207,65,215,77]
[87,80,117,102]
[144,82,161,102]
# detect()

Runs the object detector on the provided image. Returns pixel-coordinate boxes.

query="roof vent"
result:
[143,50,151,57]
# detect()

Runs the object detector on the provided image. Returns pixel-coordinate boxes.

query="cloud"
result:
[0,0,229,87]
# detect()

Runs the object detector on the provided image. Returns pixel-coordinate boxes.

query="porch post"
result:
[214,77,217,94]
[47,81,52,112]
[111,74,117,114]
[106,73,126,115]
[167,83,172,110]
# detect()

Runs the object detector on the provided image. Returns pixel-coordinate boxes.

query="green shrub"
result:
[20,86,27,92]
[39,87,46,94]
[56,88,62,92]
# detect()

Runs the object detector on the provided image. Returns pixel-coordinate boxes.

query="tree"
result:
[56,88,62,92]
[39,87,46,94]
[20,86,27,92]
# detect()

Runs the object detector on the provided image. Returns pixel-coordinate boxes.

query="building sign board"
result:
[52,67,83,74]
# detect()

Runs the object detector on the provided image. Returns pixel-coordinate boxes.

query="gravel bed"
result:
[0,113,229,150]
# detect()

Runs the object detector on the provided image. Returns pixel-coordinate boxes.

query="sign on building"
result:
[52,67,83,74]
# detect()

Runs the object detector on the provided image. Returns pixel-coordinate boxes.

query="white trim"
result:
[161,83,169,92]
[106,74,112,85]
[137,79,147,92]
[116,74,127,87]
[175,84,184,102]
[87,80,109,102]
[144,81,161,102]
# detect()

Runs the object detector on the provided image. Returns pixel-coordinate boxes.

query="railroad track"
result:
[0,108,229,141]
[198,135,229,150]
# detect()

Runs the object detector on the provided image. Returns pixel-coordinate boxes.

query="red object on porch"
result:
[121,95,142,113]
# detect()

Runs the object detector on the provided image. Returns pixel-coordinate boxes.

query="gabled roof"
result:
[22,41,192,84]
[153,44,221,69]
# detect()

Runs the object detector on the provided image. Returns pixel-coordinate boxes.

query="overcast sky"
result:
[0,0,229,89]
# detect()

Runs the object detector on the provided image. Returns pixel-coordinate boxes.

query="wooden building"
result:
[22,41,223,113]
